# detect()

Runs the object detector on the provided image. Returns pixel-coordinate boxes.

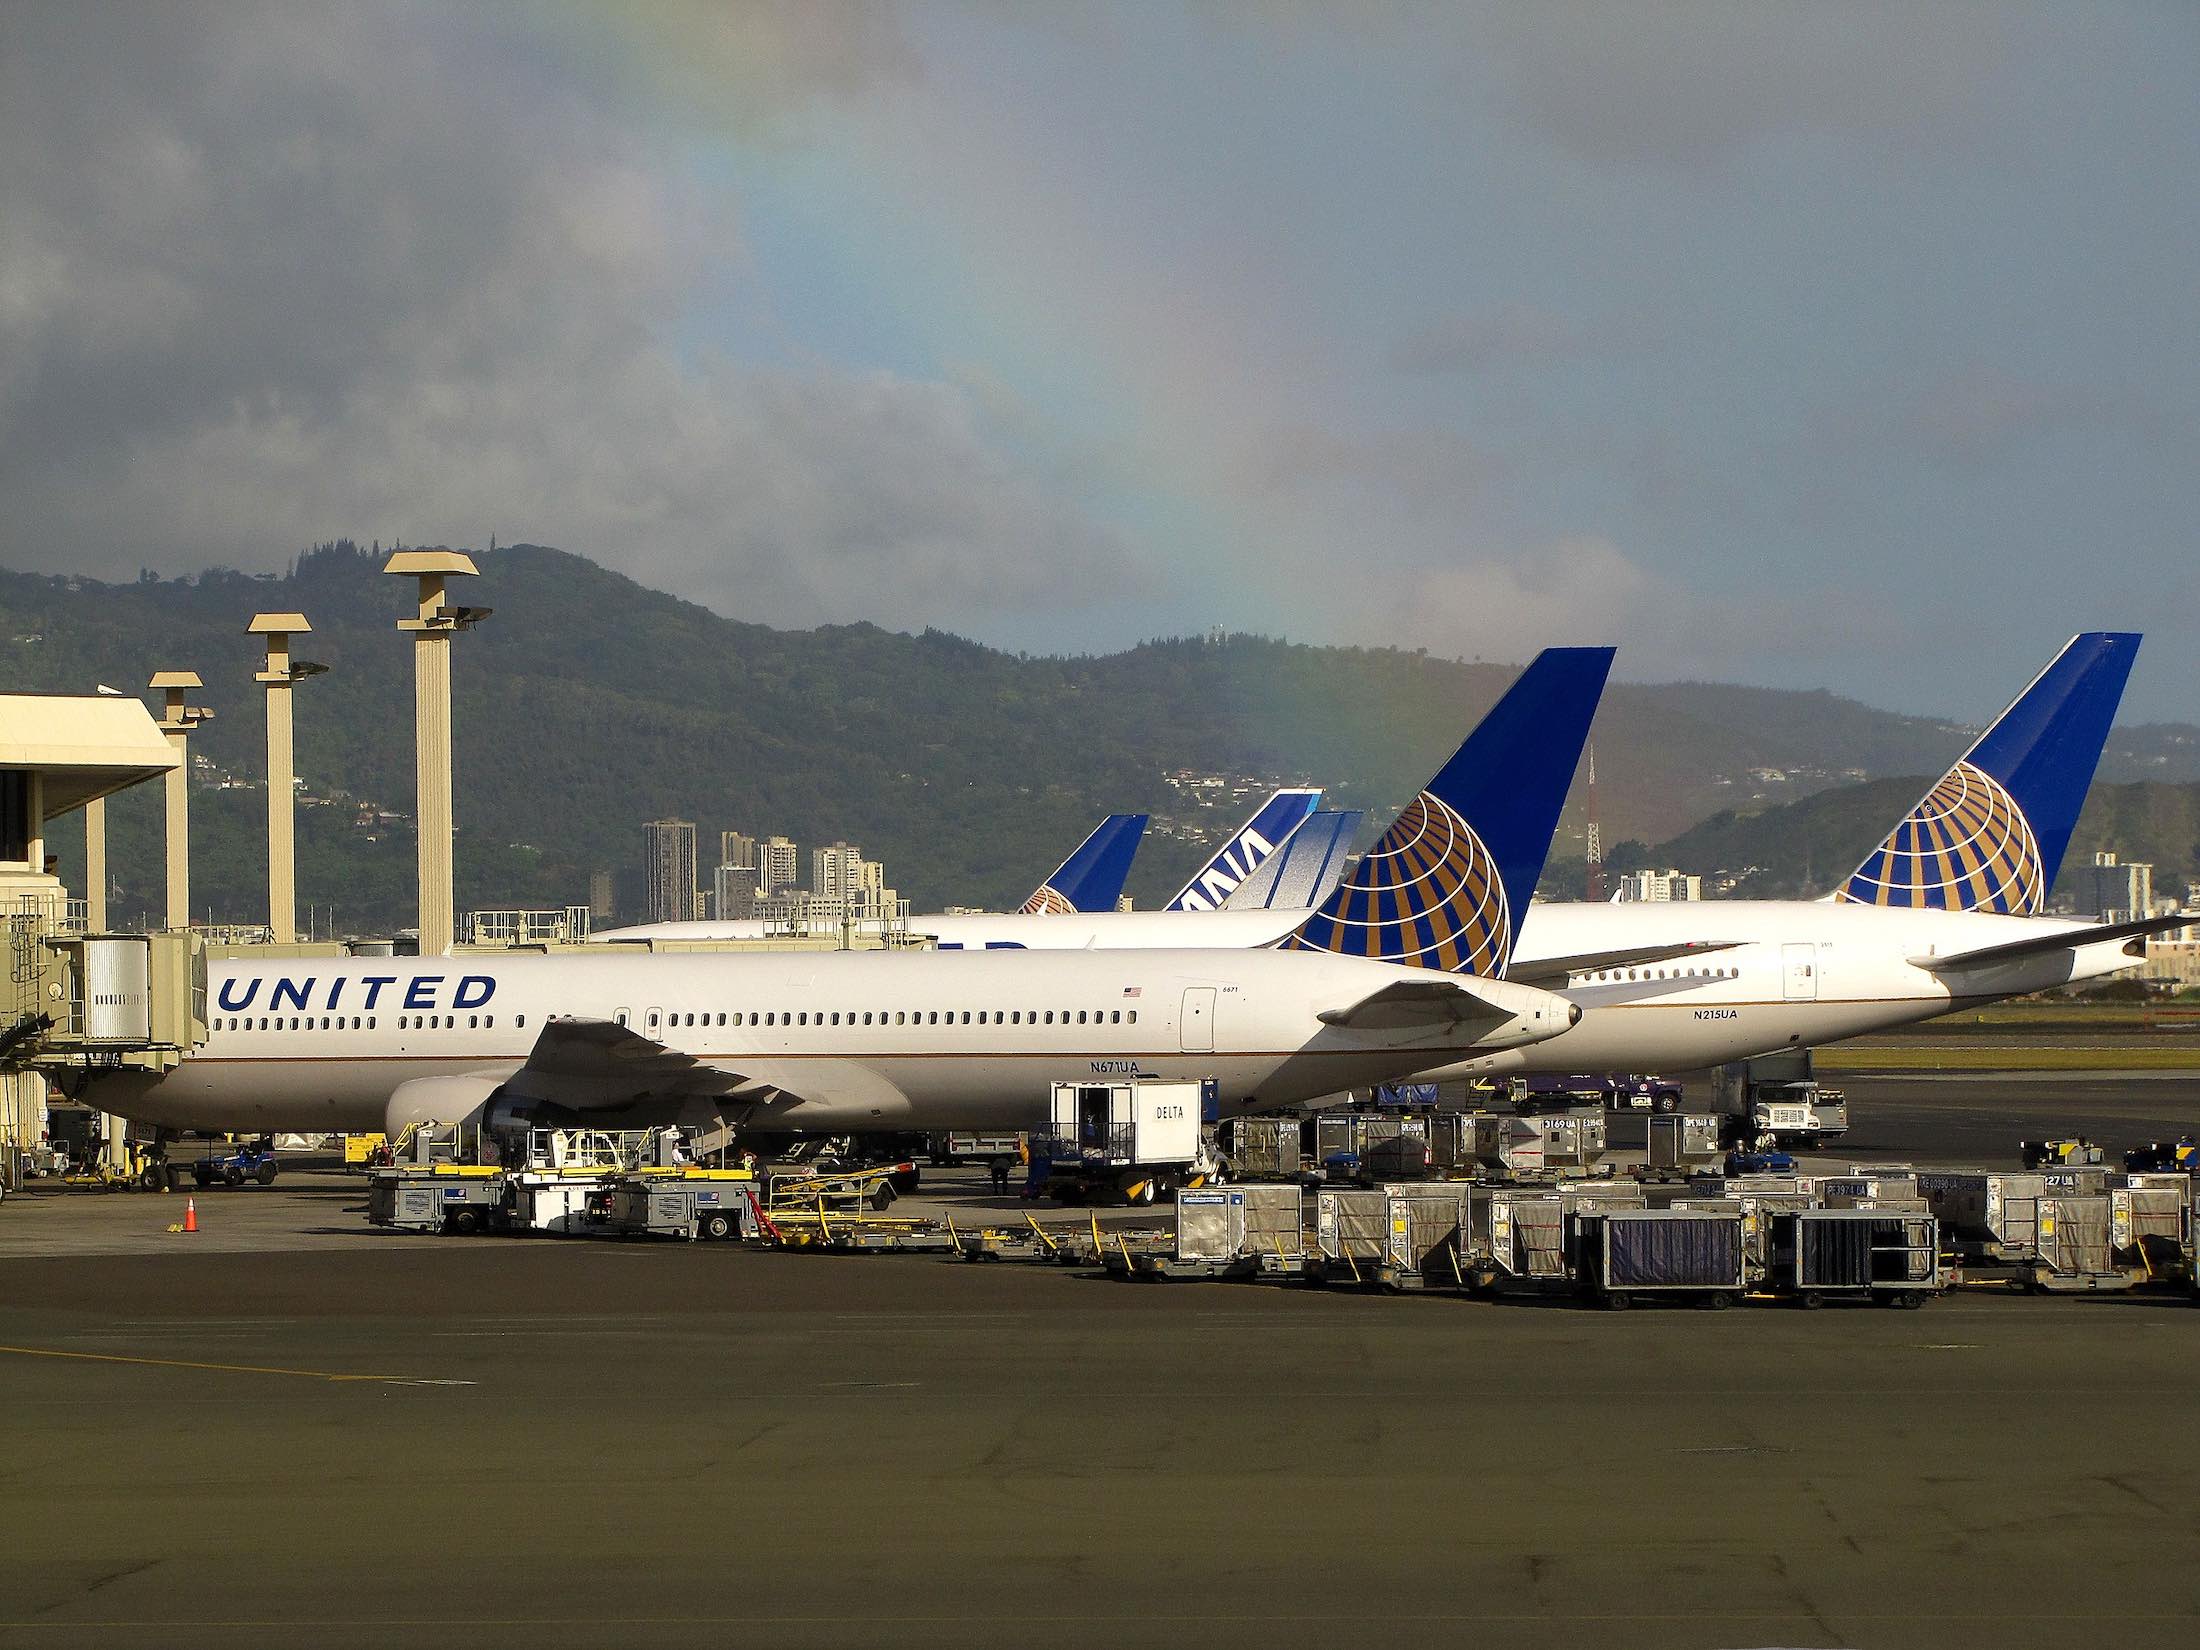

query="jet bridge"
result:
[1,692,207,1188]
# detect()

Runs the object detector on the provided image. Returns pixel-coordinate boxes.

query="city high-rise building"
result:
[759,835,799,895]
[719,830,757,874]
[811,840,863,900]
[643,818,698,925]
[2072,852,2153,921]
[712,864,759,921]
[1615,867,1702,903]
[587,868,614,925]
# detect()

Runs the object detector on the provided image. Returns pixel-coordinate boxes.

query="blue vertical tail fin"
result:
[1837,632,2140,913]
[1166,788,1322,911]
[1022,813,1148,913]
[1281,646,1616,974]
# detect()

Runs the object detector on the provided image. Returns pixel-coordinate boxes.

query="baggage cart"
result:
[1765,1209,1940,1307]
[365,1167,506,1235]
[1582,1210,1745,1309]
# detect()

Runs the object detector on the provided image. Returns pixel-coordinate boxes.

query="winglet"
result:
[1022,814,1148,913]
[1282,646,1615,975]
[1838,633,2140,913]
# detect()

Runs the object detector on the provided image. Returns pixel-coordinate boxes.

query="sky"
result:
[2,2,2194,719]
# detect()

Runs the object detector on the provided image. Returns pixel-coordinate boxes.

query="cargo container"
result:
[2108,1173,2192,1277]
[1173,1184,1304,1267]
[1647,1114,1723,1173]
[1764,1210,1940,1307]
[1219,1115,1303,1181]
[1581,1210,1746,1308]
[1382,1185,1477,1289]
[1312,1186,1392,1282]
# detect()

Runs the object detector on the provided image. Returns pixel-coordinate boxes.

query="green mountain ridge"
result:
[5,542,2193,932]
[1549,777,2200,903]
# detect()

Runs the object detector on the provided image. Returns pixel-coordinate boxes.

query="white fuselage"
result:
[83,947,1570,1135]
[608,900,2145,1073]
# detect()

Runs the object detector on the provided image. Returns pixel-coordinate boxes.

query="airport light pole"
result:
[383,551,490,957]
[148,671,212,932]
[249,613,326,945]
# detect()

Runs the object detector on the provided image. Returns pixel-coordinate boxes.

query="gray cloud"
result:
[0,1,1135,629]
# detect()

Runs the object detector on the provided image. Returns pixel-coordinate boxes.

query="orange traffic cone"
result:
[183,1197,198,1234]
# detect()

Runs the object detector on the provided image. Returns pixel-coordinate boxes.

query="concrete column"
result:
[84,796,106,931]
[250,614,321,945]
[413,628,454,956]
[384,551,486,958]
[149,671,211,931]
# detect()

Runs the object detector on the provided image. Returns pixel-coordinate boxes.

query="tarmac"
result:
[2,1072,2197,1649]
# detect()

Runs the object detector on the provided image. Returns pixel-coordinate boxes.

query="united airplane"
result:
[78,900,1580,1143]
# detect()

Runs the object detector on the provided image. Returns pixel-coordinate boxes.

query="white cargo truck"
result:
[1038,1079,1215,1204]
[1712,1050,1848,1149]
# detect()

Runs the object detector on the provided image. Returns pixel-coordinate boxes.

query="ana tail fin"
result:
[1021,813,1148,913]
[1837,632,2139,913]
[1166,788,1322,911]
[1281,646,1615,974]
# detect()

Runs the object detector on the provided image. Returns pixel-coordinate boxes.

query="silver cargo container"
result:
[1647,1114,1723,1172]
[2037,1195,2114,1280]
[1315,1186,1389,1266]
[1917,1171,2047,1257]
[2108,1173,2191,1273]
[1221,1116,1303,1180]
[1384,1185,1476,1280]
[1175,1189,1242,1262]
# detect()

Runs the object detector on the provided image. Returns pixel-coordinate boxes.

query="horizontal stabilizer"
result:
[1908,913,2187,973]
[1318,977,1518,1030]
[1506,941,1744,988]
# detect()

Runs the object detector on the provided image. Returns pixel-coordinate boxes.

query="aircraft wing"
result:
[1505,941,1744,988]
[1907,913,2188,973]
[499,1017,776,1112]
[1318,977,1533,1031]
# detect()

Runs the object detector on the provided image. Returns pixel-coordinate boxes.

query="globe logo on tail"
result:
[1283,792,1511,975]
[1837,760,2045,914]
[1020,886,1078,915]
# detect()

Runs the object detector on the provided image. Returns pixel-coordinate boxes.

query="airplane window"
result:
[764,1012,775,1026]
[513,1016,522,1029]
[717,1013,726,1026]
[929,1011,939,1025]
[1110,1011,1120,1024]
[961,1011,971,1025]
[468,1015,478,1029]
[1043,1010,1053,1025]
[1128,1010,1138,1025]
[889,1011,901,1026]
[1078,1010,1089,1025]
[861,1011,872,1025]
